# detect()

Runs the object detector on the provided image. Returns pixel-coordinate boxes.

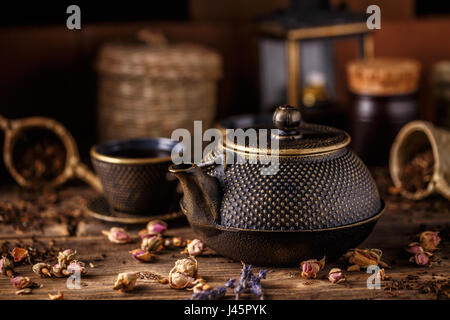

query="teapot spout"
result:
[169,163,221,226]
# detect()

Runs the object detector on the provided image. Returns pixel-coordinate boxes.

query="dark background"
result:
[0,0,449,182]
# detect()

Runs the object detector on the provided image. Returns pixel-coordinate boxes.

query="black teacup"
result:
[90,138,178,214]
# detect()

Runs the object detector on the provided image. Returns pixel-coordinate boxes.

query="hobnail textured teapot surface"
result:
[203,105,382,230]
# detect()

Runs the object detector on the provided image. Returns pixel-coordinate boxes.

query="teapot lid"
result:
[223,105,351,156]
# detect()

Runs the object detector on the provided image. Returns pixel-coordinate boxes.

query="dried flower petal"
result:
[173,256,198,277]
[102,227,131,244]
[48,291,64,300]
[11,247,29,263]
[146,220,167,234]
[190,286,227,300]
[52,263,69,277]
[0,256,15,277]
[57,249,77,266]
[347,264,360,272]
[377,268,386,281]
[168,271,198,289]
[187,239,204,256]
[300,256,325,279]
[419,231,441,252]
[141,235,163,252]
[16,288,32,295]
[129,249,155,263]
[67,260,87,275]
[172,236,186,247]
[328,268,346,283]
[10,276,37,289]
[343,248,387,268]
[113,272,137,292]
[406,242,424,255]
[410,251,432,267]
[32,263,52,277]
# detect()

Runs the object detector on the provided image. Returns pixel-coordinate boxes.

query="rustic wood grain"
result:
[0,172,449,300]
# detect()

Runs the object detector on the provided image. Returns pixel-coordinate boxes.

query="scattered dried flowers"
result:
[419,231,441,252]
[328,268,346,284]
[102,227,131,244]
[405,231,440,267]
[343,248,389,271]
[129,249,155,263]
[181,239,205,256]
[48,291,64,300]
[224,263,268,300]
[141,235,163,252]
[10,276,38,289]
[11,247,29,263]
[32,262,52,277]
[300,256,325,279]
[113,272,138,292]
[0,256,15,277]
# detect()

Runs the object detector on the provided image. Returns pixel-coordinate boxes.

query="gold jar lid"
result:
[347,58,421,96]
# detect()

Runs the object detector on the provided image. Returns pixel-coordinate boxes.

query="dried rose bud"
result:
[406,242,424,255]
[172,236,186,247]
[113,272,137,292]
[0,256,15,277]
[410,252,432,267]
[32,263,52,277]
[57,249,77,266]
[173,256,198,277]
[328,268,346,284]
[129,249,155,263]
[300,256,325,279]
[52,263,69,277]
[419,231,441,252]
[67,260,87,275]
[102,227,131,244]
[187,239,204,256]
[168,271,198,290]
[48,291,64,300]
[146,220,168,235]
[343,248,386,268]
[141,235,163,252]
[11,247,29,263]
[10,276,37,289]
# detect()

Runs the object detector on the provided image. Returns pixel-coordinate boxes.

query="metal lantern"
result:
[259,0,374,111]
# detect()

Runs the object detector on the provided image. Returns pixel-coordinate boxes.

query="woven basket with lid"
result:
[96,31,222,142]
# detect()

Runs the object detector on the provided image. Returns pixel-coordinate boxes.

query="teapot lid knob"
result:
[273,105,302,136]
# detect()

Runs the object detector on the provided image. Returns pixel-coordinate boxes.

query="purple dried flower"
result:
[189,286,227,300]
[225,278,236,288]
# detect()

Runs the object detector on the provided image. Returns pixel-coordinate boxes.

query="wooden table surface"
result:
[0,168,449,300]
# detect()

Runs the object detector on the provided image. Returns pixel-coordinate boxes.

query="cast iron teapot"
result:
[170,105,385,266]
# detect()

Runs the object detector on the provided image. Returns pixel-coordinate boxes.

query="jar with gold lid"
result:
[347,58,421,165]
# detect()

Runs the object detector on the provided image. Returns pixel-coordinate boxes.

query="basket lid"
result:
[223,105,351,156]
[347,58,420,96]
[96,32,222,80]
